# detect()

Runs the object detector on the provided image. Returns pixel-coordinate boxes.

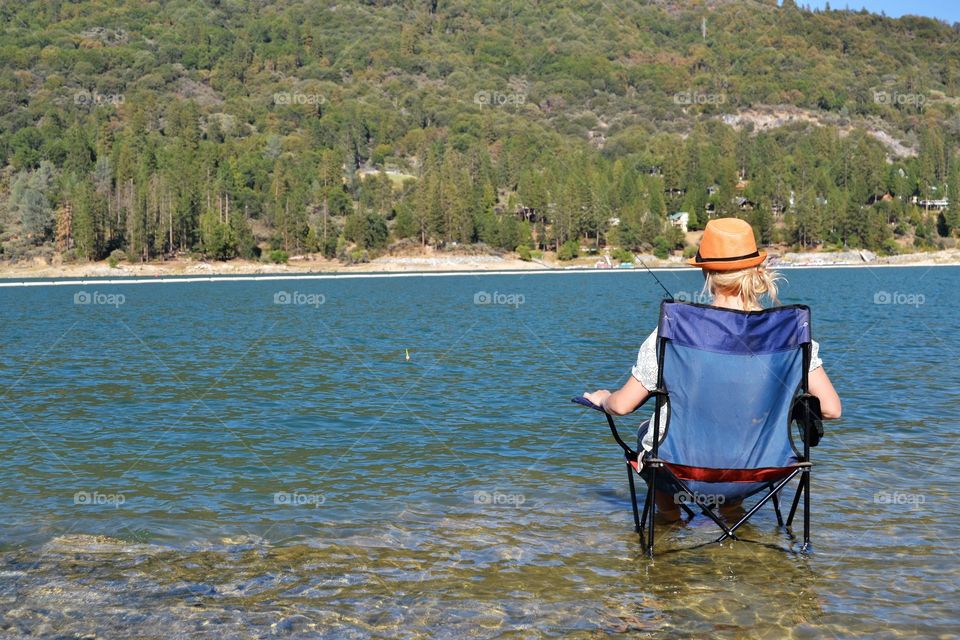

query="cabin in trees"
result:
[668,211,690,233]
[867,193,896,205]
[912,196,949,211]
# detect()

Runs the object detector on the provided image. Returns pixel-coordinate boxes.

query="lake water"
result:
[0,267,957,638]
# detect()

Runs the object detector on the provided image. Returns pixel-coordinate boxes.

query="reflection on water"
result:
[0,267,958,637]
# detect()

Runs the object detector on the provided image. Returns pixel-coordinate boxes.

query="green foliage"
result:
[108,249,126,268]
[557,239,580,261]
[10,162,55,244]
[268,249,289,264]
[344,211,389,250]
[0,1,958,263]
[611,247,634,263]
[516,244,532,261]
[392,203,418,240]
[200,210,238,260]
[338,247,370,265]
[880,238,900,256]
[320,234,338,259]
[665,225,686,249]
[653,236,671,260]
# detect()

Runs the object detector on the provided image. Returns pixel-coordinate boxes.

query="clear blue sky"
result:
[795,0,960,23]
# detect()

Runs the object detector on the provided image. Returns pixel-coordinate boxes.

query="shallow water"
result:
[0,267,957,638]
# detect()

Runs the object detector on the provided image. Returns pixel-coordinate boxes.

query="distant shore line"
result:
[0,261,955,288]
[1,246,957,286]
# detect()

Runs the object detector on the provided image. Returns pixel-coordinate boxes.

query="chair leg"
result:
[626,461,641,533]
[771,484,784,527]
[786,474,805,529]
[803,468,811,550]
[717,468,801,542]
[647,467,657,557]
[671,476,737,540]
[639,477,652,543]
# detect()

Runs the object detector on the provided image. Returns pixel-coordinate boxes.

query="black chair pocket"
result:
[792,394,824,447]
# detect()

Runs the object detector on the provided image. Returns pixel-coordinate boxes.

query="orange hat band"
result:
[692,249,760,264]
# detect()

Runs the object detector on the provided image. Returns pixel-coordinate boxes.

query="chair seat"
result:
[659,460,802,483]
[629,457,808,504]
[629,457,805,482]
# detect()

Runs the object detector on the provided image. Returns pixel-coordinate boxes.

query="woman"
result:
[583,218,841,519]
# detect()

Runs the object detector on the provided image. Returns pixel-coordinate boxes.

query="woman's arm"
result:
[583,375,651,416]
[808,367,841,420]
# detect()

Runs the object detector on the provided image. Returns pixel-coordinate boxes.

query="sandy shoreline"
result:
[0,249,957,284]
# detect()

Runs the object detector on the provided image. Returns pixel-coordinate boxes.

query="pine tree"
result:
[71,178,107,260]
[55,201,73,252]
[943,162,960,236]
[647,177,667,219]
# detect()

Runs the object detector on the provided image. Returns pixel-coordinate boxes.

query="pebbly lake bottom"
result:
[0,501,954,639]
[0,267,958,638]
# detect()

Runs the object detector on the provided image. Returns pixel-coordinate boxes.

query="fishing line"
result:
[639,260,674,301]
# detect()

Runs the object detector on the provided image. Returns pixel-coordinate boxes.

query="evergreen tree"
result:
[10,162,56,244]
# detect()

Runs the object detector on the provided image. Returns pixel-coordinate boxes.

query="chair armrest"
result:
[571,396,638,460]
[571,390,658,413]
[571,395,605,412]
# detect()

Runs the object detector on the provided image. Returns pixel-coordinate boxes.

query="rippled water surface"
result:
[0,267,958,638]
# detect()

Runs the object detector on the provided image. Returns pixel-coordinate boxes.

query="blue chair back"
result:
[652,301,811,501]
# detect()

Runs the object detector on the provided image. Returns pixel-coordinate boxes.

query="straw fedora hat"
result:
[686,218,767,271]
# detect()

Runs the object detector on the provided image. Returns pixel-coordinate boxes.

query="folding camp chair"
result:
[574,300,822,556]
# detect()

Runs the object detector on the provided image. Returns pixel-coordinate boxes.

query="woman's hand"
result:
[584,378,651,416]
[583,390,612,407]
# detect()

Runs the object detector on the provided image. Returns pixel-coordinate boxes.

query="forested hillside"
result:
[2,0,959,265]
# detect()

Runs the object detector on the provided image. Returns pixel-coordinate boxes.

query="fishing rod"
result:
[639,260,674,301]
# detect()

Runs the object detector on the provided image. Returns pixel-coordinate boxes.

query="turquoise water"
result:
[0,267,957,638]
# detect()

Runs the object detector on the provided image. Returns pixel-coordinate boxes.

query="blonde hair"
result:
[701,266,783,310]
